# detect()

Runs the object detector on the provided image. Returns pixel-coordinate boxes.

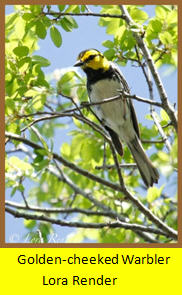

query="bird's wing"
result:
[105,126,123,156]
[128,99,140,139]
[89,106,124,156]
[112,63,140,139]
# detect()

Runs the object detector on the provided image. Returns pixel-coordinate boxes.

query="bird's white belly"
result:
[89,79,136,143]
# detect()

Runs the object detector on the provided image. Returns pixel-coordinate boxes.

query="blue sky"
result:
[5,5,177,243]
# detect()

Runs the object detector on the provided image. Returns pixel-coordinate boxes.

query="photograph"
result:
[5,4,178,244]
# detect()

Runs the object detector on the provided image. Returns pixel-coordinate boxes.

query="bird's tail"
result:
[127,136,159,187]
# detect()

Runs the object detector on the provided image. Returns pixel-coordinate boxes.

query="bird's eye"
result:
[86,54,96,62]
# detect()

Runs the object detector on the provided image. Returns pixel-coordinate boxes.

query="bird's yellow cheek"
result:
[87,57,101,70]
[87,56,110,71]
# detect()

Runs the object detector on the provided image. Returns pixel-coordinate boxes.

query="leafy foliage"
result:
[99,5,177,68]
[5,5,177,243]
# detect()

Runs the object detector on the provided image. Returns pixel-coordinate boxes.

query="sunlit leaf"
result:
[32,55,51,67]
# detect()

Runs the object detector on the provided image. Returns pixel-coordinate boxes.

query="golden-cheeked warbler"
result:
[74,49,159,187]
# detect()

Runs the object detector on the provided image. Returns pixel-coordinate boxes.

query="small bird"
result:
[74,49,159,187]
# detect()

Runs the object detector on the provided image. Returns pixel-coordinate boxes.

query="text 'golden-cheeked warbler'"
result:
[74,49,159,187]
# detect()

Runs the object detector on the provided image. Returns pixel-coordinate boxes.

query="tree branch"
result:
[119,5,178,132]
[5,207,171,238]
[42,11,125,19]
[19,93,162,121]
[146,58,172,152]
[95,163,137,170]
[5,200,118,218]
[6,131,178,240]
[49,163,160,243]
[48,163,126,221]
[19,93,162,133]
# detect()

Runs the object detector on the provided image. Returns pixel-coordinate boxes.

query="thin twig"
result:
[19,93,162,122]
[5,200,118,218]
[150,111,172,152]
[42,11,125,19]
[19,92,162,132]
[48,163,126,221]
[58,91,83,116]
[95,163,137,170]
[147,65,172,152]
[109,142,125,187]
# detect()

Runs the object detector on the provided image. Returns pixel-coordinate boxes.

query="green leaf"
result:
[60,71,75,84]
[35,20,47,39]
[81,5,86,12]
[64,16,78,28]
[170,138,177,168]
[5,73,12,82]
[147,185,165,203]
[58,18,72,32]
[6,78,19,96]
[11,187,18,197]
[6,12,18,29]
[119,30,136,50]
[150,19,162,33]
[33,94,46,111]
[157,151,170,164]
[30,5,41,14]
[14,184,25,193]
[80,139,93,162]
[73,117,83,129]
[160,109,170,122]
[6,123,20,135]
[42,16,51,28]
[35,149,50,156]
[24,88,39,98]
[24,220,36,229]
[57,71,76,95]
[58,5,66,12]
[159,31,173,45]
[18,57,32,71]
[32,64,41,76]
[61,142,71,158]
[34,154,44,164]
[13,16,26,39]
[166,9,177,25]
[71,134,85,157]
[8,156,34,174]
[156,6,167,19]
[5,97,15,115]
[104,49,115,60]
[32,55,51,67]
[130,8,148,23]
[13,46,29,57]
[58,16,78,32]
[65,5,80,13]
[50,26,62,47]
[33,159,50,171]
[102,40,114,48]
[22,13,34,21]
[115,25,125,40]
[106,19,121,35]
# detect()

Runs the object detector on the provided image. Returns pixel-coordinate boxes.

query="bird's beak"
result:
[74,60,84,67]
